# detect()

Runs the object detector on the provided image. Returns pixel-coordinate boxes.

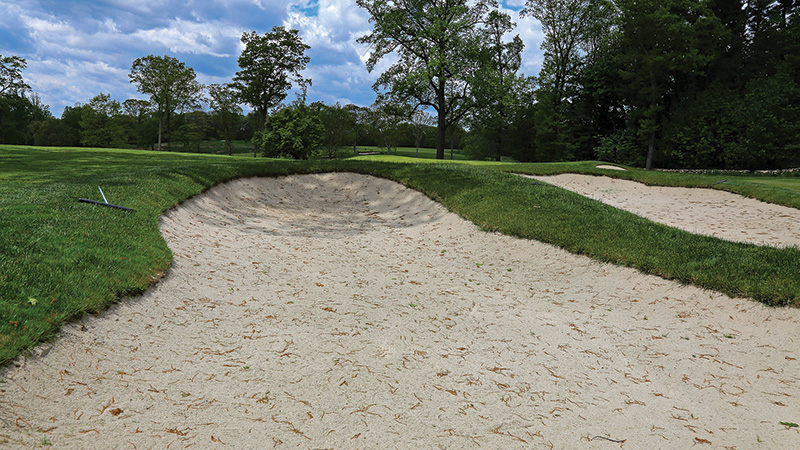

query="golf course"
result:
[1,145,799,448]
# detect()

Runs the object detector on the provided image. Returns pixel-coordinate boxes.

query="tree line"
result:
[2,0,798,169]
[0,33,454,158]
[481,0,799,169]
[358,0,799,169]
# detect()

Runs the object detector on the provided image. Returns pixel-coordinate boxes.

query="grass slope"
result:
[1,145,799,364]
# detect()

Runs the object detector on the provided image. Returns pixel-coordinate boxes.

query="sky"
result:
[0,0,544,116]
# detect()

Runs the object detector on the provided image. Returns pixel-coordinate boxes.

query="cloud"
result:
[502,0,527,9]
[1,0,544,117]
[282,0,377,106]
[511,11,545,76]
[131,19,242,58]
[26,58,143,114]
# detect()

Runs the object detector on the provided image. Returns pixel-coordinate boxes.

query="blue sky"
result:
[0,0,544,116]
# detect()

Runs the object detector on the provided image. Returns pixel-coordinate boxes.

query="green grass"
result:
[196,140,257,156]
[355,156,800,210]
[1,145,799,365]
[349,146,470,160]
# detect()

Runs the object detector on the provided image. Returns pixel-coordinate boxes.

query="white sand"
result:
[1,173,799,449]
[528,173,800,248]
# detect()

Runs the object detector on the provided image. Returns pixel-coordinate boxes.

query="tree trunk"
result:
[165,112,171,151]
[436,86,446,160]
[646,129,655,170]
[157,115,162,151]
[256,109,267,158]
[436,110,446,160]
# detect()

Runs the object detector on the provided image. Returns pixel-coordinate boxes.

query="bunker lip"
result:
[1,173,798,449]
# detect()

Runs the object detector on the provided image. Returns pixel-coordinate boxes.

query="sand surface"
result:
[2,173,799,449]
[528,174,800,248]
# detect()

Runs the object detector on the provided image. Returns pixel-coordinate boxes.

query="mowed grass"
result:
[355,155,800,210]
[1,145,799,364]
[350,146,470,160]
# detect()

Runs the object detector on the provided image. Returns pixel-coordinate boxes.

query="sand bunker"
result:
[2,173,799,449]
[528,173,800,248]
[595,165,626,171]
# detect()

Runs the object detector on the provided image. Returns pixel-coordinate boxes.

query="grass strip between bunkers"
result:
[1,145,799,364]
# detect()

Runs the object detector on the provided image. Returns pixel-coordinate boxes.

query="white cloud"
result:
[132,18,242,58]
[1,0,544,117]
[284,0,371,52]
[503,0,527,8]
[26,58,142,113]
[515,14,545,75]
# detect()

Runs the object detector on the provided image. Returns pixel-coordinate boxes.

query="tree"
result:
[79,93,129,148]
[313,102,356,158]
[208,84,243,155]
[410,109,435,156]
[522,0,614,161]
[368,101,406,154]
[255,102,323,160]
[343,104,370,155]
[30,118,70,146]
[0,92,50,145]
[129,55,203,151]
[610,0,724,169]
[232,27,311,157]
[122,99,150,121]
[0,55,29,96]
[174,110,209,153]
[523,0,613,106]
[357,0,502,159]
[466,10,525,161]
[58,105,86,147]
[0,55,34,144]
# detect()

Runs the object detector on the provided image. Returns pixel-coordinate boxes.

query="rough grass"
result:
[1,145,799,364]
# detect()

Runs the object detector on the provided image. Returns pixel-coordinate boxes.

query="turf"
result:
[1,145,799,364]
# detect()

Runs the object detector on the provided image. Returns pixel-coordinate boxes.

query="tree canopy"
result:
[208,84,243,156]
[232,27,311,136]
[0,55,30,96]
[129,55,203,150]
[357,0,508,159]
[255,102,323,160]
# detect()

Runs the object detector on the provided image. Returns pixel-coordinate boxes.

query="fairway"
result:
[2,173,798,449]
[733,176,800,194]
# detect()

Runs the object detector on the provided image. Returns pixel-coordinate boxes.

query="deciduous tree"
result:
[357,0,500,159]
[312,102,356,159]
[232,27,311,156]
[208,84,243,155]
[129,55,203,151]
[79,93,129,148]
[410,109,435,157]
[255,102,323,160]
[610,0,724,169]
